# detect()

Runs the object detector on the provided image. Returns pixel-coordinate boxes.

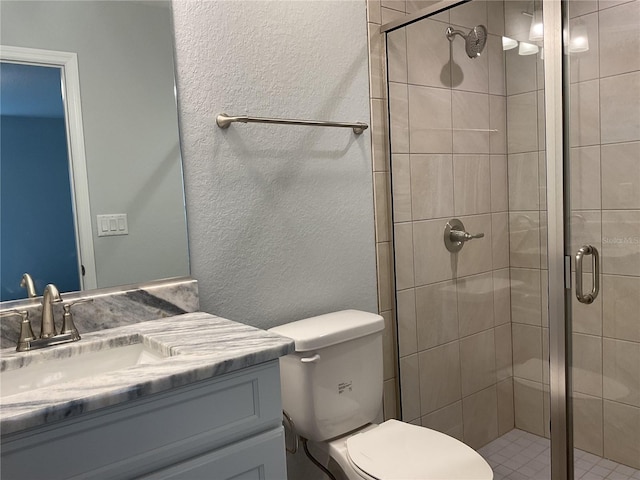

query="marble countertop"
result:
[0,312,295,435]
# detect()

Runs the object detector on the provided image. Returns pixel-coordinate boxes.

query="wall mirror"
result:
[0,0,190,301]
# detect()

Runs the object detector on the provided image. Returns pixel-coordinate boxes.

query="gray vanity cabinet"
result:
[1,361,287,480]
[140,428,287,479]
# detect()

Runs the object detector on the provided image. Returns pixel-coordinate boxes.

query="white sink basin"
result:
[0,342,168,398]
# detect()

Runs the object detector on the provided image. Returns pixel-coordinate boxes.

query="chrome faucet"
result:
[40,284,62,338]
[0,284,90,352]
[20,273,37,298]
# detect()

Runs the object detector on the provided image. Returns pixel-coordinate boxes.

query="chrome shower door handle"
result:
[575,245,600,304]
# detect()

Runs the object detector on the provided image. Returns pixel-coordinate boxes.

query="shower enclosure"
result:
[381,0,639,478]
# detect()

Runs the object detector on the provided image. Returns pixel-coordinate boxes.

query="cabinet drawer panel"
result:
[1,361,282,480]
[142,426,287,480]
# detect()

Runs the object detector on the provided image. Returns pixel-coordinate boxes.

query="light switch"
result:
[97,214,129,237]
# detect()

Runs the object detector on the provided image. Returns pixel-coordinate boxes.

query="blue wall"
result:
[1,62,79,300]
[1,62,67,118]
[1,87,80,300]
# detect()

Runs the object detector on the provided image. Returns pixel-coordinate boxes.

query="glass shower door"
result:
[567,0,640,475]
[384,1,553,479]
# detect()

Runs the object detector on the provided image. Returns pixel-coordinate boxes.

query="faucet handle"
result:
[60,298,93,339]
[1,310,36,351]
[64,298,94,309]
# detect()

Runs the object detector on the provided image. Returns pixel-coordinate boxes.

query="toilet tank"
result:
[269,310,384,442]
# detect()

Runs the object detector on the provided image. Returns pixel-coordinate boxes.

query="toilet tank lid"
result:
[268,310,384,352]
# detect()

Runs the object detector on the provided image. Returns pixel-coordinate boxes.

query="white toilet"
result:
[269,310,493,480]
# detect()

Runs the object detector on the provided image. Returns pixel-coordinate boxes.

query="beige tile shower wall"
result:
[503,0,549,442]
[508,0,640,469]
[367,0,454,423]
[388,0,514,450]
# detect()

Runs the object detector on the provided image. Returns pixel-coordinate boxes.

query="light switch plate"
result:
[97,214,128,237]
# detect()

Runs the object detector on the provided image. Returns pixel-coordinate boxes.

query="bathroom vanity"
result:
[0,312,295,479]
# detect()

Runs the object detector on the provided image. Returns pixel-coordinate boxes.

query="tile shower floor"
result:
[478,429,640,480]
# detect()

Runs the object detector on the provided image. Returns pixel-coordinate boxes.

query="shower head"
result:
[446,24,487,58]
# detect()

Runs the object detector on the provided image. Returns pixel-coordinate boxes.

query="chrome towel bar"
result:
[216,113,369,134]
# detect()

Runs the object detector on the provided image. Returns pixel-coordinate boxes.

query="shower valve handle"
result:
[444,218,484,253]
[449,230,484,242]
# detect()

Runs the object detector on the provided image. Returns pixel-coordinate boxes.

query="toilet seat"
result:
[345,420,493,480]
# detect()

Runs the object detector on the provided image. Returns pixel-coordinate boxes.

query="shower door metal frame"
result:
[381,1,575,479]
[543,1,574,479]
[380,0,469,34]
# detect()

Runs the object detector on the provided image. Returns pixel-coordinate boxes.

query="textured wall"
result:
[171,0,377,331]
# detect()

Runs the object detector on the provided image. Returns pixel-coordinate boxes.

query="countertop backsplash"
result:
[0,277,199,349]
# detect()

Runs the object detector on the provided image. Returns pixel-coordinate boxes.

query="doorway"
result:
[0,46,97,298]
[0,62,80,299]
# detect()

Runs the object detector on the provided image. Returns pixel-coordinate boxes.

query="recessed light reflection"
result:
[569,24,589,53]
[518,41,539,56]
[529,9,544,42]
[502,36,518,51]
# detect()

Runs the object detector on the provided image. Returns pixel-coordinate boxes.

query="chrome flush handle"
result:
[575,245,600,304]
[300,354,321,363]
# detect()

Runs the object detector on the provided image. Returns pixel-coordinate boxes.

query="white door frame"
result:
[1,45,97,290]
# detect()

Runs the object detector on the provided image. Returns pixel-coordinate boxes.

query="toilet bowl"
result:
[318,420,493,480]
[269,310,493,480]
